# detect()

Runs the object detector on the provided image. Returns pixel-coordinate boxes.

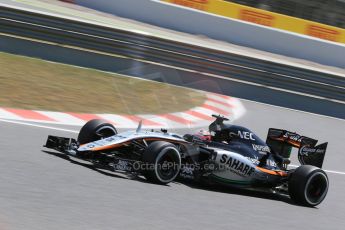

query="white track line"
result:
[323,170,345,175]
[0,118,79,133]
[289,164,345,175]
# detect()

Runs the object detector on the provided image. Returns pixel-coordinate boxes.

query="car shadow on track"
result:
[42,150,149,184]
[173,179,316,208]
[180,180,286,201]
[42,150,314,208]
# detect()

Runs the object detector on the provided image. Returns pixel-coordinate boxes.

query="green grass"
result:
[0,52,206,114]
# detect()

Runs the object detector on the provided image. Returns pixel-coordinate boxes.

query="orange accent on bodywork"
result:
[141,138,186,144]
[270,137,301,148]
[91,142,131,151]
[256,167,288,177]
[287,140,302,148]
[90,138,186,151]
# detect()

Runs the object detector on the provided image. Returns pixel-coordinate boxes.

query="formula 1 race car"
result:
[44,115,329,207]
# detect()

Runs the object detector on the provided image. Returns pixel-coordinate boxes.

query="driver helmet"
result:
[194,129,212,142]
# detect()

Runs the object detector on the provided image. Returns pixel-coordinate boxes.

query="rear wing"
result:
[266,128,327,168]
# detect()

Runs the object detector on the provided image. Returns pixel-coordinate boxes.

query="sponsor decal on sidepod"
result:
[219,154,255,177]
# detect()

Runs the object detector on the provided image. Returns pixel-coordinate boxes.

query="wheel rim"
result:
[96,126,117,138]
[304,172,328,205]
[155,147,181,183]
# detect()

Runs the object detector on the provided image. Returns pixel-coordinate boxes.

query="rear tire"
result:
[78,119,117,145]
[288,165,329,207]
[142,141,181,185]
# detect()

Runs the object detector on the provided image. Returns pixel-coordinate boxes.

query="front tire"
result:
[142,141,181,185]
[78,119,117,145]
[288,165,329,207]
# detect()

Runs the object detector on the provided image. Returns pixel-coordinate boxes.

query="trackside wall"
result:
[72,0,345,68]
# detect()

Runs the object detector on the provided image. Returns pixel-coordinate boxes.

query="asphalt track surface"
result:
[0,100,344,230]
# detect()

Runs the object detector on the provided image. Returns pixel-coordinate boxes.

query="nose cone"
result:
[77,139,105,152]
[77,136,118,152]
[78,143,97,152]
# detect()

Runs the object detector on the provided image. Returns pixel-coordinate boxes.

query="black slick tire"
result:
[77,119,117,145]
[288,165,329,207]
[142,141,181,185]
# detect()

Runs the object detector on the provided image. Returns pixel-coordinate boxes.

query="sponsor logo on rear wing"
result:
[266,128,327,168]
[266,128,318,148]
